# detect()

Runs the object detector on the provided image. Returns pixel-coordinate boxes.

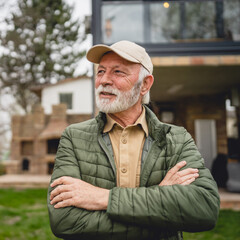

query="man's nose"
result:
[99,72,113,86]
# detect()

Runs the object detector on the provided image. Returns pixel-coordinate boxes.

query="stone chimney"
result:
[33,104,45,132]
[39,104,69,139]
[11,115,22,138]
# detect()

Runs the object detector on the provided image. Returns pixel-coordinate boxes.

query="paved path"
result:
[0,174,51,189]
[219,188,240,210]
[0,175,240,210]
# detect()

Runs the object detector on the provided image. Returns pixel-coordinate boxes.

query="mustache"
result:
[95,85,120,95]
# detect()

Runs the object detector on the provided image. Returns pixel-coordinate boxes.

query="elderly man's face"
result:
[95,52,142,113]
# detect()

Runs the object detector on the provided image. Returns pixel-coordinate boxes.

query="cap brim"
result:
[86,44,140,64]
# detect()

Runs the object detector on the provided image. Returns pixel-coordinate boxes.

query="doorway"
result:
[22,158,30,171]
[48,162,54,175]
[194,119,217,170]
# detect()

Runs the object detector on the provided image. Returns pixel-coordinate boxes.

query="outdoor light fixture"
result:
[163,2,170,8]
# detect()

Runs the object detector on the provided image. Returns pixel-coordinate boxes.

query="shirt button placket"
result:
[119,129,128,187]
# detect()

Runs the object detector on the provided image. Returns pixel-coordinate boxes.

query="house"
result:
[6,77,92,175]
[36,76,93,115]
[91,0,240,188]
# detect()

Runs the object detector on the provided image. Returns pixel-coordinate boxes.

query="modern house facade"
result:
[91,0,240,188]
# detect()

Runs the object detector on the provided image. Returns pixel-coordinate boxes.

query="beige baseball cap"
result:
[86,40,153,74]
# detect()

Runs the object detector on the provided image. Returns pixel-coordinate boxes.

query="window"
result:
[47,139,60,154]
[102,4,144,43]
[21,141,33,155]
[101,0,240,44]
[59,93,73,109]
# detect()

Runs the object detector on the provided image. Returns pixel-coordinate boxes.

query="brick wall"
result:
[154,93,228,155]
[176,94,228,154]
[8,104,91,175]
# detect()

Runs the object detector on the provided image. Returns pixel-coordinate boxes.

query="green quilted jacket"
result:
[48,106,220,240]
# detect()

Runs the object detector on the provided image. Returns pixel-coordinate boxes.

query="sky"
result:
[65,0,91,21]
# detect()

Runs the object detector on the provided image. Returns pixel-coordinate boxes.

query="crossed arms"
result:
[50,161,199,210]
[48,128,220,238]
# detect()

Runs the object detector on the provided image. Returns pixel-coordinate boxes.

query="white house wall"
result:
[42,79,93,114]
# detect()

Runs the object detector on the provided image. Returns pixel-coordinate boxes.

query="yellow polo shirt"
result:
[103,107,148,188]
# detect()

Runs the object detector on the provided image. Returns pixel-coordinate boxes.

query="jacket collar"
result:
[96,105,171,148]
[144,105,171,148]
[103,107,148,136]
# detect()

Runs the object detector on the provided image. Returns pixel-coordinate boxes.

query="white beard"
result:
[95,83,141,113]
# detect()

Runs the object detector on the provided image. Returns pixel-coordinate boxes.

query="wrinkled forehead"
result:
[99,51,142,70]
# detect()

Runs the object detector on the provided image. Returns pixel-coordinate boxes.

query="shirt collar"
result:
[103,107,149,136]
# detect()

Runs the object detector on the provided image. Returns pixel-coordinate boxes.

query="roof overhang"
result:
[150,55,240,102]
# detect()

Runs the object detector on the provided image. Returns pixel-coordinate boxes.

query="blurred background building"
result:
[7,77,92,175]
[2,0,240,192]
[91,0,240,190]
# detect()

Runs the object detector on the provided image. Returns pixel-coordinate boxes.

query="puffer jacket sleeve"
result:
[107,128,220,232]
[47,127,129,239]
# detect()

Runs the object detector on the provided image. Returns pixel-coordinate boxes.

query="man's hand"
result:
[50,176,109,210]
[159,161,199,186]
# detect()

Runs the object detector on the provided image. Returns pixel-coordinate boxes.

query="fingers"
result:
[50,176,76,201]
[167,161,187,177]
[179,168,198,176]
[160,161,187,184]
[54,198,73,209]
[50,177,82,209]
[50,191,72,206]
[50,184,70,200]
[181,177,197,186]
[178,172,199,185]
[176,168,199,185]
[50,176,72,188]
[50,177,83,209]
[159,161,199,186]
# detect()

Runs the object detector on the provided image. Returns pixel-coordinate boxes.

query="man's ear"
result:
[140,75,154,96]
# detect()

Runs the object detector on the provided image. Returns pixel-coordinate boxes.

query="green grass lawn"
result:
[0,188,239,240]
[183,210,240,240]
[0,188,58,240]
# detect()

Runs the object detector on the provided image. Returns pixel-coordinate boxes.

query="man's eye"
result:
[97,70,104,75]
[115,70,124,74]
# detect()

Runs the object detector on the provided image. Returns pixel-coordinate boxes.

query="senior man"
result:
[48,40,220,240]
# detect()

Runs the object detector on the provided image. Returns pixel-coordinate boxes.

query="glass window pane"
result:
[149,3,180,43]
[101,0,240,44]
[179,1,217,41]
[224,0,240,41]
[59,93,72,109]
[102,3,144,43]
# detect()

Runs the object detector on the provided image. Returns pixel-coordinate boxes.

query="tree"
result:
[0,87,21,161]
[0,0,86,113]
